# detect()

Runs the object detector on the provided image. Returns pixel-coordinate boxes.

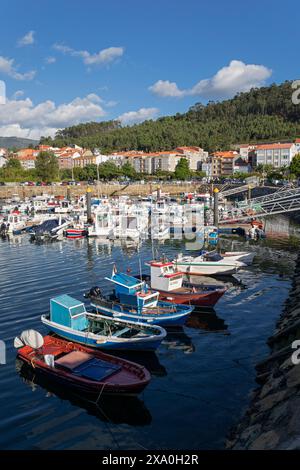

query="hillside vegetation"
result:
[0,136,38,149]
[40,81,300,153]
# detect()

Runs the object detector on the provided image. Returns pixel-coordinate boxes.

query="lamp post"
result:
[213,187,219,226]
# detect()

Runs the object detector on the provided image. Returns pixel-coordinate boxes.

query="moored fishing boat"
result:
[221,251,255,265]
[14,330,151,396]
[85,271,193,326]
[41,294,166,351]
[174,251,247,276]
[145,260,226,307]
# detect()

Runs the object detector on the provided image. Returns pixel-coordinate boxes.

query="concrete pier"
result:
[226,252,300,450]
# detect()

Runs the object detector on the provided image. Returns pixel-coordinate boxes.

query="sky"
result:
[0,0,299,140]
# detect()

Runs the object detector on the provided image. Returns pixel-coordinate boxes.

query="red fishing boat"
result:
[145,260,226,307]
[14,331,151,396]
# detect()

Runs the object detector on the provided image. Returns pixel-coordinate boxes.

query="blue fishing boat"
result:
[85,272,194,326]
[41,294,166,351]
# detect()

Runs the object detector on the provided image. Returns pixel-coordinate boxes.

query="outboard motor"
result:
[84,286,102,299]
[0,222,7,236]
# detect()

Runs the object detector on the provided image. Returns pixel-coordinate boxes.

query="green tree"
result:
[289,154,300,177]
[121,162,137,179]
[35,151,59,182]
[174,158,191,180]
[98,161,121,180]
[5,158,22,170]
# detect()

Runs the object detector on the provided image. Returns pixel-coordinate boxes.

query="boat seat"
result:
[113,327,131,337]
[55,351,93,370]
[55,350,121,381]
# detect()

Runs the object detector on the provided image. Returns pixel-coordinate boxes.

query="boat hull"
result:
[175,261,240,276]
[65,229,87,239]
[156,288,226,307]
[41,315,165,351]
[222,251,255,265]
[17,335,151,396]
[90,300,193,326]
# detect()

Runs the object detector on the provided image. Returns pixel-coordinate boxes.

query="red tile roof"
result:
[255,143,293,150]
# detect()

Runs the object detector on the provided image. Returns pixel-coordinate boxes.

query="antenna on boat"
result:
[14,330,44,349]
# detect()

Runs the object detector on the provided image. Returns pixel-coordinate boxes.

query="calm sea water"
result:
[0,223,299,450]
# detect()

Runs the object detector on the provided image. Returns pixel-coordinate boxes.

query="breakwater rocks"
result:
[226,253,300,450]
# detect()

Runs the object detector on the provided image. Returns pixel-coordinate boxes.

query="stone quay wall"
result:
[226,252,300,450]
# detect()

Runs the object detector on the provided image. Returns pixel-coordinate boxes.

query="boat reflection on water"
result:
[162,327,195,354]
[186,308,229,333]
[108,351,167,377]
[16,358,152,426]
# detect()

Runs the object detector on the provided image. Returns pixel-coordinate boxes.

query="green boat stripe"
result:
[176,262,236,267]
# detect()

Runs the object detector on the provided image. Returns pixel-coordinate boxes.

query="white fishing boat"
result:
[221,251,255,265]
[174,251,247,276]
[88,205,114,238]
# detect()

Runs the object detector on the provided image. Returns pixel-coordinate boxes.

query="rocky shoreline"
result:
[226,252,300,449]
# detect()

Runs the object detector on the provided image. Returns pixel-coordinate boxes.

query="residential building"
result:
[254,143,298,167]
[0,156,7,168]
[73,149,96,168]
[201,162,212,177]
[14,148,38,169]
[237,144,256,160]
[55,147,82,169]
[0,147,7,157]
[294,138,300,154]
[175,146,209,170]
[211,151,238,177]
[233,157,250,173]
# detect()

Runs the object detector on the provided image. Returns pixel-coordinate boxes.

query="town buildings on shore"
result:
[0,138,300,177]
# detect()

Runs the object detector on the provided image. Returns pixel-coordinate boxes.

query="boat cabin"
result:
[50,295,87,330]
[149,261,183,292]
[106,272,159,311]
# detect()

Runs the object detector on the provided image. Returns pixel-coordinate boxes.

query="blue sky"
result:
[0,0,299,139]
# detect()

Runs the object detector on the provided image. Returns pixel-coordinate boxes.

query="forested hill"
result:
[40,81,300,153]
[0,136,38,149]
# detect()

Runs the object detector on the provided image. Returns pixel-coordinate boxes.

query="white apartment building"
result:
[175,147,208,170]
[255,143,298,167]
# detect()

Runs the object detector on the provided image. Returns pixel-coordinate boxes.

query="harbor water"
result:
[0,221,299,450]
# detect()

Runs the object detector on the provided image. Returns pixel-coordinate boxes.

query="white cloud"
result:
[45,56,56,64]
[149,60,272,99]
[0,56,36,80]
[149,80,185,98]
[106,100,118,108]
[53,43,124,66]
[118,107,159,125]
[0,93,106,139]
[18,31,35,47]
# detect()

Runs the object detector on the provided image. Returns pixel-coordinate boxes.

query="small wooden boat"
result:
[14,330,151,396]
[86,272,193,326]
[41,294,166,351]
[145,260,226,307]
